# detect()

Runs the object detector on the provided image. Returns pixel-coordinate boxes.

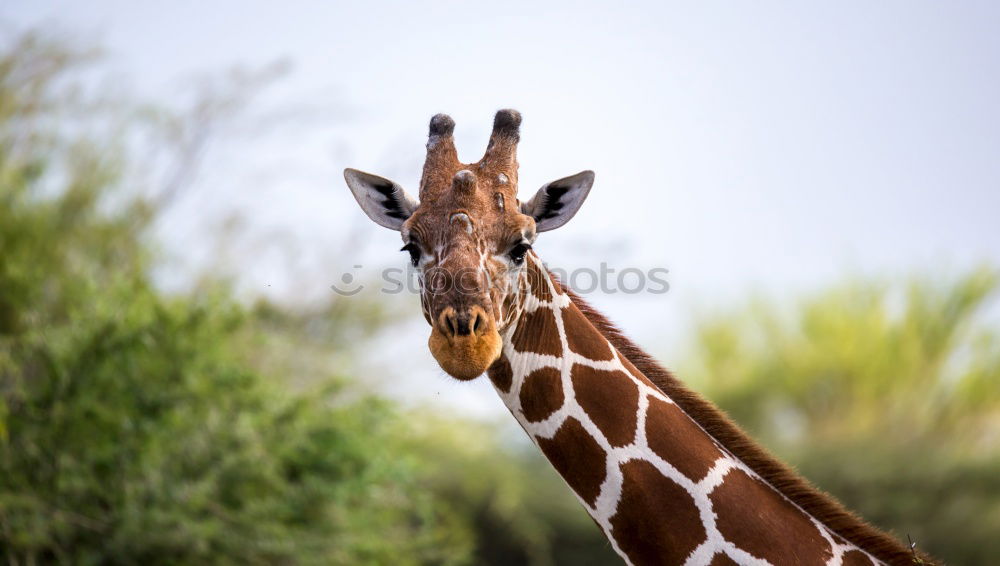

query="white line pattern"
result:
[488,254,880,566]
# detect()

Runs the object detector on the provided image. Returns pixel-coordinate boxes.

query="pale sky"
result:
[6,1,999,416]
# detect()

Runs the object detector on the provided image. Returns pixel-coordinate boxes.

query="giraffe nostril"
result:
[472,312,484,335]
[437,308,488,339]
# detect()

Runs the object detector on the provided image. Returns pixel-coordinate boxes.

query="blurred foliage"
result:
[405,414,617,566]
[0,31,471,565]
[0,30,613,565]
[683,272,1000,564]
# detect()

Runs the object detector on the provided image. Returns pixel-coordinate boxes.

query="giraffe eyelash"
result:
[509,242,532,265]
[400,243,421,267]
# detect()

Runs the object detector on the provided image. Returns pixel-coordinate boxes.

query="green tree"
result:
[681,271,1000,564]
[0,31,472,565]
[404,413,619,566]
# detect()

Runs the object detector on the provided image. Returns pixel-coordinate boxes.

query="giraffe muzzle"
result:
[428,305,502,380]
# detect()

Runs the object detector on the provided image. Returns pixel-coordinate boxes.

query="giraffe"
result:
[343,110,935,566]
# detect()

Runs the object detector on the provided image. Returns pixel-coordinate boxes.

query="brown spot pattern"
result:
[498,282,524,325]
[645,397,724,481]
[708,553,740,566]
[529,267,553,302]
[511,307,563,356]
[487,354,512,393]
[610,459,705,565]
[537,417,606,506]
[520,367,564,422]
[571,365,639,447]
[711,468,833,564]
[842,549,875,565]
[562,304,615,360]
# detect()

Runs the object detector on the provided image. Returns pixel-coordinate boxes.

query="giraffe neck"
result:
[486,255,923,566]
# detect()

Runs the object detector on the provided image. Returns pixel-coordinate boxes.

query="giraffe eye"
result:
[401,243,421,267]
[509,242,531,265]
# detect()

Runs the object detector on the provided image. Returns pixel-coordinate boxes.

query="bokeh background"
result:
[2,2,999,564]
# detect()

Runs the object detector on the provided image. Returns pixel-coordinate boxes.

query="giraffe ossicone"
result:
[343,110,935,566]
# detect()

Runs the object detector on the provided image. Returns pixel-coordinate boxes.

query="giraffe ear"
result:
[520,170,594,232]
[344,168,419,231]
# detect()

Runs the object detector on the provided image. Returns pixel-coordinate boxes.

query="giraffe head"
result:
[345,110,594,380]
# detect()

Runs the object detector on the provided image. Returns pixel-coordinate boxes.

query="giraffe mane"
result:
[559,281,938,566]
